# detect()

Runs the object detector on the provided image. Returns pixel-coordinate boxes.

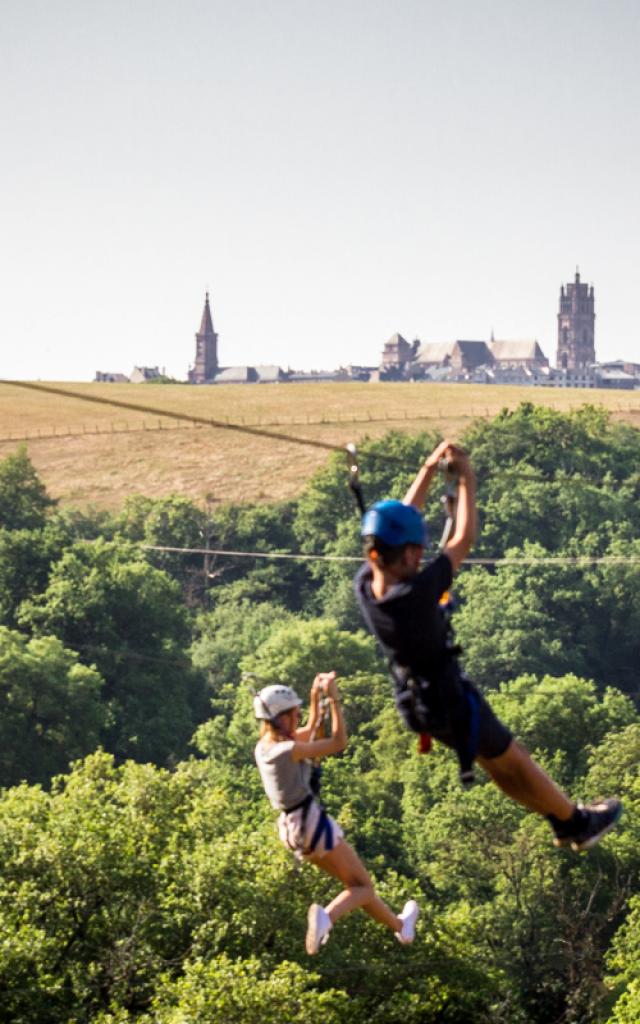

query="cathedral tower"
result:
[556,270,595,370]
[188,292,219,383]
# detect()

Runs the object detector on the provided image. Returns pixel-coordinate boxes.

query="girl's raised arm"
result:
[292,673,346,762]
[294,674,323,742]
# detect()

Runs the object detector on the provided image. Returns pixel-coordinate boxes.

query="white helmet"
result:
[253,684,302,721]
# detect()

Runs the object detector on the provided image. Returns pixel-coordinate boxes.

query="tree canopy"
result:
[0,404,639,1023]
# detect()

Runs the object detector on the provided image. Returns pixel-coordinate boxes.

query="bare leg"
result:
[309,840,402,932]
[478,740,574,819]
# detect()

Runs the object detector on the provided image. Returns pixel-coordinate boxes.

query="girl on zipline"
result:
[354,440,622,852]
[254,671,419,954]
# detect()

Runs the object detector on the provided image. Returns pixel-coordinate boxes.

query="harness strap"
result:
[392,661,481,786]
[437,458,460,551]
[282,794,334,856]
[456,687,480,787]
[306,805,334,855]
[284,793,313,814]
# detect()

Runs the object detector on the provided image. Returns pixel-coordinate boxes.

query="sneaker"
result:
[305,903,332,955]
[552,831,573,849]
[550,806,583,848]
[569,798,623,852]
[395,899,420,944]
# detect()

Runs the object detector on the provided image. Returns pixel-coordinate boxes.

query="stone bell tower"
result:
[188,292,219,383]
[556,270,595,370]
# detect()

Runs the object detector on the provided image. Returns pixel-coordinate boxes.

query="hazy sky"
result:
[2,0,640,380]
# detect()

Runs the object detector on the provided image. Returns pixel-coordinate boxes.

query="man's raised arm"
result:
[403,439,452,511]
[443,451,477,574]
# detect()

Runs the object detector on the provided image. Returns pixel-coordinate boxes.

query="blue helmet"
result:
[361,500,428,546]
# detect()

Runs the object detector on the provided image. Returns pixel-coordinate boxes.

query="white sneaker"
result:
[395,899,419,944]
[305,903,332,954]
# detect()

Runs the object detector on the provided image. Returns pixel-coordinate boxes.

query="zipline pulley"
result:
[345,442,366,515]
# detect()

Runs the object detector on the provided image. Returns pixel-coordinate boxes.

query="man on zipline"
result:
[354,440,622,851]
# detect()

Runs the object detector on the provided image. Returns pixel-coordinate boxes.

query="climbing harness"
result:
[398,668,479,787]
[280,793,335,858]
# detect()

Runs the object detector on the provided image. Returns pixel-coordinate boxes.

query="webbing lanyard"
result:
[437,458,460,552]
[345,446,461,547]
[345,443,366,515]
[310,693,330,796]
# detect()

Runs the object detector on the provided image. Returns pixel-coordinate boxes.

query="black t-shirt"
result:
[354,553,456,682]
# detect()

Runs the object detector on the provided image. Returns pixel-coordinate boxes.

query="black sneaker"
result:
[567,799,623,852]
[551,830,574,849]
[550,805,587,847]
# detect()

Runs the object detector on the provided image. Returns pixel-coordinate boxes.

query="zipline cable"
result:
[140,543,640,566]
[0,379,338,453]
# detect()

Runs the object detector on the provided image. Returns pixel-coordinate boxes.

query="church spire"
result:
[188,291,219,383]
[199,292,215,336]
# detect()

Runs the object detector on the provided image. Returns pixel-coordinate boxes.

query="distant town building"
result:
[450,340,492,373]
[130,366,162,383]
[556,270,595,370]
[411,339,491,377]
[94,371,129,383]
[413,342,455,371]
[489,338,549,370]
[188,292,219,383]
[411,337,548,381]
[342,364,378,381]
[593,366,635,389]
[210,366,255,384]
[598,359,640,377]
[381,333,418,371]
[287,369,346,383]
[481,364,552,386]
[213,365,287,384]
[251,365,287,384]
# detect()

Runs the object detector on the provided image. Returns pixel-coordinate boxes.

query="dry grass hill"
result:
[2,380,640,510]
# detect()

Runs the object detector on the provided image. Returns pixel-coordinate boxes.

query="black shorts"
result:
[430,679,513,761]
[393,666,512,761]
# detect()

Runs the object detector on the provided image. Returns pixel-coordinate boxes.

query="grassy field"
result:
[2,380,640,510]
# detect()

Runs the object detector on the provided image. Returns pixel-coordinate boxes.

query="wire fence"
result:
[2,401,640,446]
[0,407,533,444]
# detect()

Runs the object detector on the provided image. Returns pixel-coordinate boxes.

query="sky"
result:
[2,0,640,381]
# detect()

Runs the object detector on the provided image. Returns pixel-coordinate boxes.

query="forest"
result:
[0,401,639,1024]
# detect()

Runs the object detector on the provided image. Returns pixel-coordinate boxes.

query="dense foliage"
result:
[0,405,639,1022]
